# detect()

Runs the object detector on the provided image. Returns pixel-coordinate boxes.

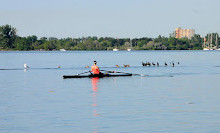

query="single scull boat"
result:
[63,73,132,78]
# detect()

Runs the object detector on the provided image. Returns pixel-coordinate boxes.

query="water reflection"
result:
[91,77,100,133]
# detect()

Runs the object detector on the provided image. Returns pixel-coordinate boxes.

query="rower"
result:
[91,61,101,75]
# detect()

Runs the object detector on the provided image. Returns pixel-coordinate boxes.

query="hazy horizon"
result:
[1,0,220,38]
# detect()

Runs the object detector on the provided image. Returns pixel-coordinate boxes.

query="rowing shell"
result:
[63,73,132,78]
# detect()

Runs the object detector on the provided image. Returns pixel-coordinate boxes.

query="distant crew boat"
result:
[203,48,210,50]
[113,48,119,51]
[60,49,66,51]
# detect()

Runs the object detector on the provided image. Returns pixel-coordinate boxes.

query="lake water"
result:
[0,51,220,133]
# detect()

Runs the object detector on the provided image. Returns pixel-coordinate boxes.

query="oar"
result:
[132,73,147,77]
[76,71,91,75]
[100,70,129,74]
[100,70,147,77]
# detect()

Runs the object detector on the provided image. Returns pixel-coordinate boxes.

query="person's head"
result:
[94,61,97,65]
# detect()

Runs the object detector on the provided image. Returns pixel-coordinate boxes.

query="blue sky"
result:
[0,0,219,38]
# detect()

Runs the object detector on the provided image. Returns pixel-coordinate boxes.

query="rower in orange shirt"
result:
[91,61,101,75]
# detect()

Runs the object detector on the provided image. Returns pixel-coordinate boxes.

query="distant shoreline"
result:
[0,49,205,52]
[1,25,215,51]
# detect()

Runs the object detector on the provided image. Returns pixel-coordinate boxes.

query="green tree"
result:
[0,25,17,49]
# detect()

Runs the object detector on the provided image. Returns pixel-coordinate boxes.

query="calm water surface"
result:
[0,51,220,133]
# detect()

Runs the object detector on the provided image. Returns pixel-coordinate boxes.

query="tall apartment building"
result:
[175,27,195,39]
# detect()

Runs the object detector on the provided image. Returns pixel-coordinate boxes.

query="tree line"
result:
[0,24,218,51]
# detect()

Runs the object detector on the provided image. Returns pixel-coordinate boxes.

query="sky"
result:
[0,0,220,38]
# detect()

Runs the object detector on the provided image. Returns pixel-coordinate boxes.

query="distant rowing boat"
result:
[60,49,66,51]
[113,48,119,51]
